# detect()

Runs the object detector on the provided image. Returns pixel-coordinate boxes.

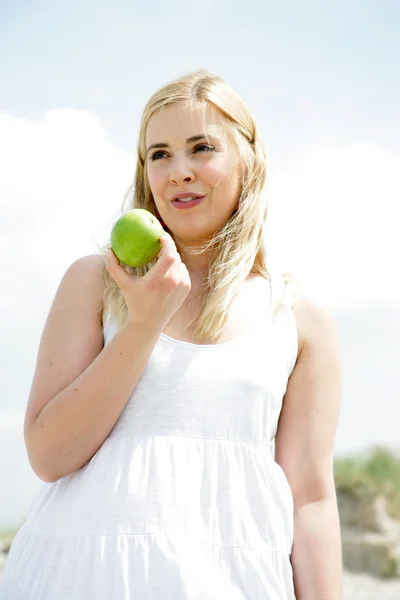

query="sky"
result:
[0,0,399,528]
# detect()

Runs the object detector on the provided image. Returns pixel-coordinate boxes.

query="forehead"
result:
[145,103,227,145]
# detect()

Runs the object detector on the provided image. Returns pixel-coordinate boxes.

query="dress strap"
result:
[102,307,113,341]
[268,268,300,318]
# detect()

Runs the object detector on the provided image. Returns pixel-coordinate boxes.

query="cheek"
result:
[146,165,163,194]
[201,161,232,187]
[203,160,240,199]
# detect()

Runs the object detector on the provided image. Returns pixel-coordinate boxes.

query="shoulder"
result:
[293,287,339,360]
[67,253,106,274]
[65,253,106,280]
[61,253,107,319]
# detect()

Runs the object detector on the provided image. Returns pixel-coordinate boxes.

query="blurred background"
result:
[1,0,400,592]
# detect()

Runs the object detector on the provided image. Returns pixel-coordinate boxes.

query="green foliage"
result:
[334,445,400,520]
[0,528,19,552]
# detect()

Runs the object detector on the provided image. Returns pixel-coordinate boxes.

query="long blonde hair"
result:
[99,68,299,343]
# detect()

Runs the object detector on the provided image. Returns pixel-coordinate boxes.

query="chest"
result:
[163,275,278,345]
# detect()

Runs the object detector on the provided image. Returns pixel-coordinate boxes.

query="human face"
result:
[145,104,241,248]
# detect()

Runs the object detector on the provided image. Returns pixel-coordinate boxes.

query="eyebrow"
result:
[145,134,219,157]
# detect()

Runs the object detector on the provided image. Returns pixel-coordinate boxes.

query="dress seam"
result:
[24,522,291,553]
[107,432,271,451]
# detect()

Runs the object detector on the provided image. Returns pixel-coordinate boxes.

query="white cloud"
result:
[266,142,400,309]
[0,111,137,361]
[0,109,134,304]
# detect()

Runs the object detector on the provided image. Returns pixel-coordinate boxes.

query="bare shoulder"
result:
[67,252,106,281]
[293,288,339,359]
[57,253,108,327]
[64,253,107,311]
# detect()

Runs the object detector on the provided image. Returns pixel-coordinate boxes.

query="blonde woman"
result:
[1,70,343,599]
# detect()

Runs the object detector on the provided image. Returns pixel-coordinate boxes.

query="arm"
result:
[24,255,164,483]
[274,292,343,600]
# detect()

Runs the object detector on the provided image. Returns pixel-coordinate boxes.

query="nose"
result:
[169,155,195,185]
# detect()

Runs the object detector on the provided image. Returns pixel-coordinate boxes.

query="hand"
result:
[106,232,191,330]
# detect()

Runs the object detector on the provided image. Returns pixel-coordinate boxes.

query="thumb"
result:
[106,248,134,289]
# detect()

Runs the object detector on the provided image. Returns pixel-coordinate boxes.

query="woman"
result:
[1,69,343,599]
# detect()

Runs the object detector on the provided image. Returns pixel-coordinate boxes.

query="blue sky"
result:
[0,0,400,528]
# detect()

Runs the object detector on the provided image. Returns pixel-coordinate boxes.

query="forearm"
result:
[26,319,163,482]
[291,497,343,600]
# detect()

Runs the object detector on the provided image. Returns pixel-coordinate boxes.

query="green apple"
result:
[110,209,164,267]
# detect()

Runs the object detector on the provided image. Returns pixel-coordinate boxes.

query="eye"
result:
[149,150,166,161]
[149,143,216,162]
[194,143,215,153]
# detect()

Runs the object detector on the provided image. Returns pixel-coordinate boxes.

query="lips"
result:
[171,195,206,209]
[174,196,202,203]
[170,192,205,202]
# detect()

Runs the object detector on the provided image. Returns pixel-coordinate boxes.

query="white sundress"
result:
[1,271,299,599]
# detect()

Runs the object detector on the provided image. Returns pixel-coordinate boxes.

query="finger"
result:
[106,248,133,288]
[153,235,181,277]
[156,233,174,255]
